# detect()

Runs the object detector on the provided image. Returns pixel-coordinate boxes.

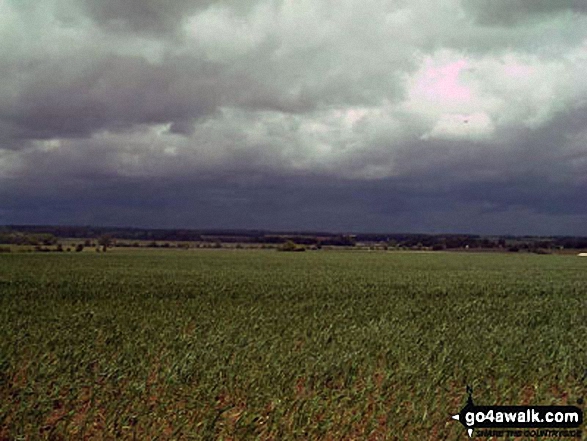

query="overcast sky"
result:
[1,0,587,235]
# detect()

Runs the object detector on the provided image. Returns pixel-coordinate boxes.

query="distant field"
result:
[0,250,585,439]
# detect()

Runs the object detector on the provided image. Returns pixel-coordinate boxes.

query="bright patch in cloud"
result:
[420,59,470,102]
[406,55,472,113]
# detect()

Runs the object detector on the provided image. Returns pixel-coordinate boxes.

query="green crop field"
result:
[0,250,585,439]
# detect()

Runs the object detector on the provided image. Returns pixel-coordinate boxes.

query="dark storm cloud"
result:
[2,165,586,235]
[2,54,222,140]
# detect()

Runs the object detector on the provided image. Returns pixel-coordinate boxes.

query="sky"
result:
[1,0,587,235]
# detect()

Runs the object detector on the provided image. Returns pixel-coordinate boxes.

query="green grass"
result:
[0,250,585,439]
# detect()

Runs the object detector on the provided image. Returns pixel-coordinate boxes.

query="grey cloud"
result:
[232,53,407,113]
[464,0,587,26]
[2,54,222,140]
[69,0,256,35]
[79,0,203,34]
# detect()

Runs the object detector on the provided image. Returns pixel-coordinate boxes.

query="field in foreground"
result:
[0,250,585,440]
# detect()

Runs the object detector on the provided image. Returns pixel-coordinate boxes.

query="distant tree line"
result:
[1,225,587,251]
[0,231,57,246]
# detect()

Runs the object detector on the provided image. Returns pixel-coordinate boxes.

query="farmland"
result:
[0,250,585,439]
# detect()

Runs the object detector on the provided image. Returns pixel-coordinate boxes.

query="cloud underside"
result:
[1,0,587,234]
